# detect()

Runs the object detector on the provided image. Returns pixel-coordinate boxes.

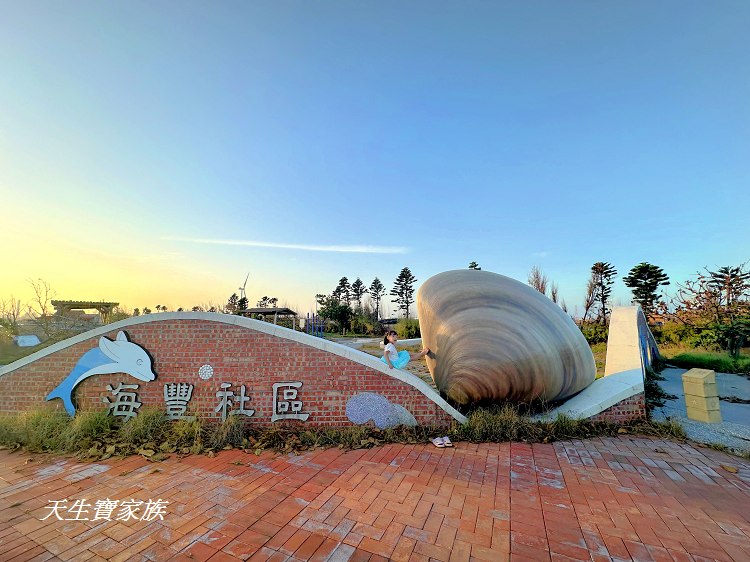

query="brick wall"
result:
[0,319,456,428]
[586,392,646,423]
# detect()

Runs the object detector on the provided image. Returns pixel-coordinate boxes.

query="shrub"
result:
[60,409,117,451]
[713,317,750,358]
[169,418,203,449]
[453,404,533,442]
[395,318,421,338]
[0,325,13,345]
[579,323,608,345]
[644,368,676,413]
[652,322,699,346]
[350,314,378,335]
[0,414,25,447]
[205,415,246,450]
[117,408,170,447]
[22,409,70,452]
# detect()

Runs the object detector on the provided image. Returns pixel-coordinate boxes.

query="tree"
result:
[468,261,481,270]
[191,306,203,312]
[581,277,596,324]
[391,267,417,318]
[332,277,351,306]
[0,296,22,335]
[527,266,549,295]
[237,296,248,311]
[550,282,559,304]
[707,265,750,322]
[317,295,353,335]
[591,262,617,324]
[714,318,750,359]
[226,293,240,314]
[143,307,152,314]
[369,278,385,320]
[257,296,278,308]
[133,308,141,316]
[27,278,56,337]
[350,278,367,312]
[623,262,670,318]
[669,264,750,327]
[109,306,131,323]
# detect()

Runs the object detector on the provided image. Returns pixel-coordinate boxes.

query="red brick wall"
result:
[0,320,455,428]
[586,393,646,423]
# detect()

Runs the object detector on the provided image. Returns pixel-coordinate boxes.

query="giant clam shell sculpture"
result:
[417,270,595,405]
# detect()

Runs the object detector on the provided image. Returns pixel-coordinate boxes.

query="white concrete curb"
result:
[535,369,644,421]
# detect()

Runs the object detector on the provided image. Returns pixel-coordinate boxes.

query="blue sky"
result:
[2,2,748,317]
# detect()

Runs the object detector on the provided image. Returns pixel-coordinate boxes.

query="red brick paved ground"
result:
[1,437,749,561]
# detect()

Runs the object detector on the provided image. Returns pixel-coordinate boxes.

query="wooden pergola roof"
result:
[51,300,120,322]
[239,307,297,316]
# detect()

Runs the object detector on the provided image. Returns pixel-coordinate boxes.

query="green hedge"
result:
[395,318,420,338]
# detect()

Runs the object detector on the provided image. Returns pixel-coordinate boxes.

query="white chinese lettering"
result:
[271,382,309,422]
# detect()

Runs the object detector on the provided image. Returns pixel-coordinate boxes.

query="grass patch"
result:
[0,404,715,461]
[0,332,76,366]
[663,350,750,375]
[450,404,686,444]
[591,342,607,378]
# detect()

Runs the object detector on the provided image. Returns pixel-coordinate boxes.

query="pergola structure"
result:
[239,307,297,326]
[51,300,119,323]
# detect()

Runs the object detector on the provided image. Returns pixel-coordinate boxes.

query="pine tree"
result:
[369,278,385,319]
[468,261,481,270]
[623,263,670,318]
[391,267,417,318]
[707,265,750,321]
[333,277,351,306]
[350,278,367,312]
[226,293,240,314]
[591,262,617,324]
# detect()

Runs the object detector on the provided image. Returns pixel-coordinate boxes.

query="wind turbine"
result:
[239,273,250,300]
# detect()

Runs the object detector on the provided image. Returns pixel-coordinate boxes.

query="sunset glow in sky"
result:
[2,2,748,317]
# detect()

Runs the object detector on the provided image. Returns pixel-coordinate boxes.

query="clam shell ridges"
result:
[417,270,596,405]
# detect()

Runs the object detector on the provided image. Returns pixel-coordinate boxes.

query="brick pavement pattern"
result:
[1,437,749,561]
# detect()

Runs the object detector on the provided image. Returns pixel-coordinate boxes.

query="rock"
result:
[417,270,596,405]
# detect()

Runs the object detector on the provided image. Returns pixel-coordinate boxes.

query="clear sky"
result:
[2,1,748,318]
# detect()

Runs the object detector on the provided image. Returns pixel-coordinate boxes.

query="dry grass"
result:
[359,342,435,387]
[1,405,697,460]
